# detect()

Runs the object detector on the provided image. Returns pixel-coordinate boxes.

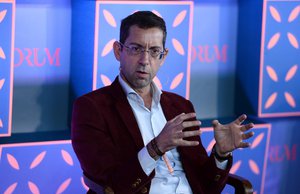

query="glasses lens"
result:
[121,42,164,59]
[129,46,142,55]
[150,49,162,58]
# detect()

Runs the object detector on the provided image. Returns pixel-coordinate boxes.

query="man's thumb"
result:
[212,120,219,127]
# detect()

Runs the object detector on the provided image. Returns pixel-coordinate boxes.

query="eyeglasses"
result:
[119,42,165,59]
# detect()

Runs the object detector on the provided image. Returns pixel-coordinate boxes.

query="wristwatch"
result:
[212,144,232,161]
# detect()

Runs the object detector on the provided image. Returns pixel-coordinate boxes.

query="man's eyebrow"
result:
[128,42,162,49]
[127,42,142,47]
[149,46,163,49]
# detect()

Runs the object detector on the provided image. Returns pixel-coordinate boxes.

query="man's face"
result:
[114,25,167,91]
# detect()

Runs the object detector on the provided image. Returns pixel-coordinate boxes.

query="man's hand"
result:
[156,113,202,153]
[213,114,254,156]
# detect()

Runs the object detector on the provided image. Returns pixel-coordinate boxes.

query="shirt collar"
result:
[118,75,162,105]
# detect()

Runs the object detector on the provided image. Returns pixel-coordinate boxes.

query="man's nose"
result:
[138,50,151,64]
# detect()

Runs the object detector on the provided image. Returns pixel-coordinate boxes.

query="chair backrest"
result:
[84,174,104,194]
[227,173,253,194]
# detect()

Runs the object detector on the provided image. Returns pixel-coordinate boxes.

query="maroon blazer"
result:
[71,77,232,194]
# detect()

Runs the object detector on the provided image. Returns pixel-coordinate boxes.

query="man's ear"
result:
[159,48,169,66]
[163,48,169,58]
[113,41,121,61]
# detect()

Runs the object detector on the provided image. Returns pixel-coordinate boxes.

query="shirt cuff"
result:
[138,146,157,176]
[214,157,228,170]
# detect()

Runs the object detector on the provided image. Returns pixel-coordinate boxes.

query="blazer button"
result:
[140,187,148,194]
[134,181,140,186]
[214,175,221,181]
[132,183,137,188]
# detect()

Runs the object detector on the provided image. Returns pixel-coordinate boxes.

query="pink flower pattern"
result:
[1,143,88,193]
[262,1,300,115]
[98,9,189,92]
[267,5,300,49]
[0,9,7,60]
[0,8,7,132]
[265,65,298,109]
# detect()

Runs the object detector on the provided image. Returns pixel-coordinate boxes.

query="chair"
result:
[84,173,253,194]
[227,174,253,194]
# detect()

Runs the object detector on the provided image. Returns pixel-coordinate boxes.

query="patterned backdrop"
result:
[0,0,299,194]
[0,0,14,137]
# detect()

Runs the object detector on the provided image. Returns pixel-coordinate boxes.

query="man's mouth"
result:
[137,70,147,74]
[136,70,149,78]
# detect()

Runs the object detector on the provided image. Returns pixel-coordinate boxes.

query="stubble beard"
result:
[132,76,152,89]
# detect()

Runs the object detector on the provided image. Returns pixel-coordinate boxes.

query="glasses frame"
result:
[119,42,166,60]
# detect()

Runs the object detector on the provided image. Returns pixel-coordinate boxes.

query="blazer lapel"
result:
[160,93,201,157]
[110,77,145,150]
[160,93,180,121]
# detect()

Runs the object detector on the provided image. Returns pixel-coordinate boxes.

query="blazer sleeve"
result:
[71,95,154,194]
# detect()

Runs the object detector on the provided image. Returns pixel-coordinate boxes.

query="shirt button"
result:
[171,161,175,167]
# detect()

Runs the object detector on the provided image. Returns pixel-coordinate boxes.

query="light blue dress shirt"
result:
[119,76,193,194]
[118,75,227,194]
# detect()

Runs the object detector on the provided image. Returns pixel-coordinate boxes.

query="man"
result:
[71,11,254,194]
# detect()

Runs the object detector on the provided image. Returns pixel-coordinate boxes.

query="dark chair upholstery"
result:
[84,173,253,194]
[227,173,253,194]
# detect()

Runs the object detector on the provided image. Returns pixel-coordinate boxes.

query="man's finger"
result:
[238,141,251,148]
[179,112,197,121]
[170,113,185,122]
[234,114,247,125]
[181,130,202,138]
[242,131,254,140]
[173,112,197,125]
[212,120,219,127]
[177,139,199,147]
[241,123,254,132]
[181,120,201,129]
